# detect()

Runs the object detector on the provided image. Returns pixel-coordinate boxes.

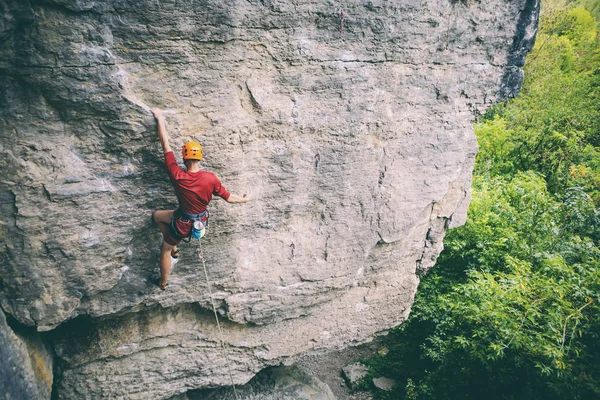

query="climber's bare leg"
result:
[153,210,178,255]
[152,210,177,287]
[159,240,174,287]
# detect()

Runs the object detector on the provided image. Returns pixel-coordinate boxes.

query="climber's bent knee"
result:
[153,209,174,224]
[153,210,182,246]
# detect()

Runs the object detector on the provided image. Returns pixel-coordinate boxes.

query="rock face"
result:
[0,0,538,398]
[372,377,396,391]
[0,308,53,400]
[189,366,336,400]
[342,363,370,388]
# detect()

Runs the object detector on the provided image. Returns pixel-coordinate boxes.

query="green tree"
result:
[364,7,600,400]
[366,174,600,400]
[478,7,600,197]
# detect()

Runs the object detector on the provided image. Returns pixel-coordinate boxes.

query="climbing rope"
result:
[197,238,240,400]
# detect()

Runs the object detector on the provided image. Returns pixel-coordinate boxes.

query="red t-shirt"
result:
[164,151,230,214]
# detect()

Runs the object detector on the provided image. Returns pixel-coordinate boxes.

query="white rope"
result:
[197,238,241,400]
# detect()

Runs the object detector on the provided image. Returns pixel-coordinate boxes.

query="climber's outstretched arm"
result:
[152,108,172,154]
[226,194,249,204]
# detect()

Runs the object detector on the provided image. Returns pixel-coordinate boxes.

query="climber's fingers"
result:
[151,108,164,119]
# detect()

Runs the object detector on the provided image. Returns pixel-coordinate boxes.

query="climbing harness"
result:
[197,238,240,400]
[170,209,208,242]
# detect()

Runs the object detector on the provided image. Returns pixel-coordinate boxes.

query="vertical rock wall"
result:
[0,0,538,398]
[0,308,53,399]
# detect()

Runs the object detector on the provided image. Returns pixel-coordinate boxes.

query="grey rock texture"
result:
[372,377,396,391]
[0,0,539,398]
[0,308,53,400]
[295,342,380,400]
[500,0,540,98]
[342,363,370,388]
[190,365,336,400]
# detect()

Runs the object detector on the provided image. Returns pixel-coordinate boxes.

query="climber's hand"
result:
[152,108,164,121]
[226,194,249,204]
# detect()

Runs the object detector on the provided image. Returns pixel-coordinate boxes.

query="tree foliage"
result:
[364,7,600,400]
[479,7,600,197]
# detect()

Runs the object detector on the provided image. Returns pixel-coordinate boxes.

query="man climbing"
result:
[151,108,248,290]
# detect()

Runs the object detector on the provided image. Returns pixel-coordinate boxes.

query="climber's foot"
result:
[171,247,179,259]
[150,274,168,291]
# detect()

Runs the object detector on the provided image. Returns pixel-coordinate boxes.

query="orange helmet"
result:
[182,142,202,161]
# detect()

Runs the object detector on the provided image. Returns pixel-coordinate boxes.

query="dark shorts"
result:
[163,218,192,246]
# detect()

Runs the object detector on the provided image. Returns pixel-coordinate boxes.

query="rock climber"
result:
[150,108,248,290]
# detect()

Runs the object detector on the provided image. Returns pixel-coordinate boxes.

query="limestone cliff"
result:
[0,0,539,398]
